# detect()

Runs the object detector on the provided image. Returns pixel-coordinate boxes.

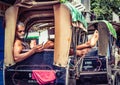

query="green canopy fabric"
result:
[64,1,88,29]
[101,20,117,39]
[26,36,39,40]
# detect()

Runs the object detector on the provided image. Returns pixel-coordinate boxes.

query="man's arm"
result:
[13,40,43,63]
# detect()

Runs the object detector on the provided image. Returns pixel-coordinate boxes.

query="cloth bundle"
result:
[32,70,56,85]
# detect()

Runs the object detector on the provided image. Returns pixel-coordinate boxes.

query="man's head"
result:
[30,39,37,48]
[16,22,25,39]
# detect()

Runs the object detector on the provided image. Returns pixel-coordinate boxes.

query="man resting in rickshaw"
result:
[13,22,99,63]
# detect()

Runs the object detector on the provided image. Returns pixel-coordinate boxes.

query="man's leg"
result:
[69,47,91,57]
[76,48,91,56]
[43,30,99,56]
[76,41,91,50]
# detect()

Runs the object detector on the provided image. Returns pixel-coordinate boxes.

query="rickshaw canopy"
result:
[89,20,117,39]
[14,0,87,31]
[64,1,87,29]
[99,20,117,39]
[88,20,117,57]
[4,0,87,67]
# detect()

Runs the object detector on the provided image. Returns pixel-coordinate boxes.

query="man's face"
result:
[16,25,25,39]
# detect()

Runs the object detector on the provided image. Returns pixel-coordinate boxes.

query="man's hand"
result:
[43,41,54,49]
[32,44,44,53]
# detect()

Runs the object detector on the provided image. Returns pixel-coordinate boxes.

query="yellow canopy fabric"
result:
[4,6,18,66]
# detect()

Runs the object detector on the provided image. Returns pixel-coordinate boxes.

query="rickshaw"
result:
[76,20,120,85]
[4,0,87,85]
[112,22,120,67]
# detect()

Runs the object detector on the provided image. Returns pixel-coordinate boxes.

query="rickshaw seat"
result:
[85,47,98,57]
[6,50,65,85]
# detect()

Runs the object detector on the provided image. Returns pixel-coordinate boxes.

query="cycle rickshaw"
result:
[4,0,87,85]
[76,20,120,85]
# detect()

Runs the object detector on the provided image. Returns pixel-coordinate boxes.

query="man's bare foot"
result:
[90,30,99,47]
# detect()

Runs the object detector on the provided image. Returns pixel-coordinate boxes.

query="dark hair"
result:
[17,21,25,27]
[16,21,25,32]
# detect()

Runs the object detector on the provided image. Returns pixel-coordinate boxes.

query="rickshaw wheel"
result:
[113,71,120,85]
[68,78,76,85]
[67,69,76,85]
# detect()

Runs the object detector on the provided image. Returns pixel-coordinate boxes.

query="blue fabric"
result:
[0,16,4,85]
[0,71,3,85]
[0,17,4,51]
